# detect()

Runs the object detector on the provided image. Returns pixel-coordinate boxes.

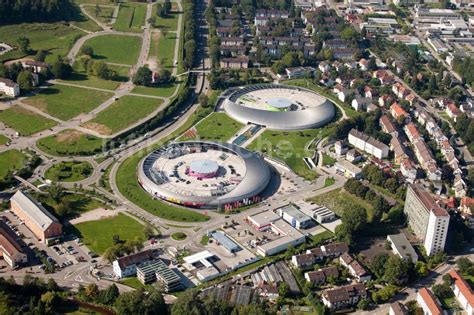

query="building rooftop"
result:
[137,259,181,284]
[248,211,280,227]
[115,249,154,270]
[449,269,474,307]
[0,219,24,258]
[10,191,59,232]
[210,231,241,253]
[409,185,448,217]
[418,288,443,315]
[388,234,417,261]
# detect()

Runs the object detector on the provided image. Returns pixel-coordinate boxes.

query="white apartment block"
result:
[0,78,19,97]
[348,129,389,159]
[417,288,444,315]
[449,270,474,315]
[404,185,450,256]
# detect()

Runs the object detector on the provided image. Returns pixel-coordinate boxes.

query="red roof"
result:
[391,103,408,117]
[418,288,443,315]
[449,270,474,307]
[461,197,474,207]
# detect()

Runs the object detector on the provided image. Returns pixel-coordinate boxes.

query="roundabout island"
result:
[137,141,271,210]
[223,84,336,130]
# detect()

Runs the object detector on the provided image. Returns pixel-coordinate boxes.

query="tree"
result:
[97,284,119,305]
[357,298,370,310]
[278,282,290,298]
[132,66,152,86]
[112,234,121,245]
[95,4,101,17]
[35,50,47,62]
[80,46,94,57]
[163,0,172,15]
[116,288,166,315]
[47,183,64,203]
[370,253,389,279]
[156,4,165,17]
[17,37,30,53]
[16,71,34,90]
[51,61,72,79]
[457,257,474,275]
[384,256,408,285]
[432,283,453,300]
[84,283,99,301]
[368,57,377,71]
[47,278,59,292]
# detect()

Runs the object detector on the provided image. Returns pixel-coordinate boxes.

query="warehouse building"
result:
[10,191,62,244]
[275,204,314,229]
[210,231,241,254]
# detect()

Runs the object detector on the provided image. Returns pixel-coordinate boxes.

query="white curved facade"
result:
[137,141,271,209]
[223,84,336,131]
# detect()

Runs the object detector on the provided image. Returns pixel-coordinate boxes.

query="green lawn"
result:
[132,82,179,98]
[69,6,102,32]
[0,23,84,64]
[322,153,336,166]
[23,85,112,121]
[200,234,209,245]
[37,129,105,156]
[84,34,142,65]
[120,277,145,289]
[179,112,243,142]
[113,3,147,32]
[0,106,57,136]
[171,232,187,241]
[82,4,116,25]
[323,177,336,188]
[154,11,180,30]
[83,95,163,135]
[0,150,28,180]
[0,135,9,145]
[44,161,93,182]
[286,79,360,118]
[72,213,146,254]
[39,193,108,219]
[248,128,333,181]
[149,31,177,69]
[115,150,210,222]
[308,188,376,222]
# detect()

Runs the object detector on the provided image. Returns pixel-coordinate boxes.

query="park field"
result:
[82,4,116,25]
[85,34,142,65]
[23,85,112,120]
[45,161,93,182]
[37,129,105,156]
[113,3,147,32]
[132,82,179,98]
[83,95,163,135]
[179,112,243,142]
[0,149,28,180]
[154,32,177,69]
[0,23,84,64]
[0,106,57,136]
[154,10,180,30]
[72,213,146,254]
[116,151,210,222]
[69,6,102,33]
[0,135,9,145]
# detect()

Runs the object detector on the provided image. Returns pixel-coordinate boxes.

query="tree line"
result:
[0,0,76,25]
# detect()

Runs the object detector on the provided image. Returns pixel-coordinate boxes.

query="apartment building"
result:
[416,288,444,315]
[322,283,367,310]
[348,129,389,159]
[449,269,474,315]
[404,185,450,256]
[0,78,20,97]
[0,219,27,268]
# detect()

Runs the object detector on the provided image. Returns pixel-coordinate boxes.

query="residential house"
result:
[322,284,367,310]
[320,242,349,257]
[389,302,409,315]
[304,266,339,284]
[291,253,316,269]
[339,253,371,282]
[379,94,393,107]
[348,129,389,159]
[0,78,20,97]
[390,102,409,121]
[446,103,461,121]
[391,137,409,165]
[21,60,50,73]
[346,148,363,163]
[449,269,474,314]
[416,288,444,315]
[380,115,398,136]
[220,57,249,69]
[400,159,417,183]
[352,97,372,111]
[392,82,410,99]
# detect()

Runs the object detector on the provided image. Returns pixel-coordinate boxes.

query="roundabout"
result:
[222,84,336,130]
[137,141,271,210]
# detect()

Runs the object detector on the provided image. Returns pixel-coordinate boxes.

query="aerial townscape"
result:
[1,0,474,314]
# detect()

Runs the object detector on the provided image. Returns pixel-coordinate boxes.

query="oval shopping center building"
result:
[137,141,271,210]
[222,84,335,130]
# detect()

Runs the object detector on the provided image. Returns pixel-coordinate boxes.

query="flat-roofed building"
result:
[247,211,280,231]
[0,219,27,268]
[387,234,418,262]
[449,269,474,315]
[417,288,444,315]
[136,259,182,292]
[404,185,450,256]
[210,231,241,254]
[312,205,336,223]
[256,219,306,257]
[10,191,62,244]
[276,204,313,229]
[335,160,362,179]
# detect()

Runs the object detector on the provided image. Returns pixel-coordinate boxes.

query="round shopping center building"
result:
[222,84,336,130]
[138,141,271,210]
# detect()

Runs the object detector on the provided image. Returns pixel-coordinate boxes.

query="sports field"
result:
[84,34,142,65]
[0,23,84,64]
[0,150,28,180]
[83,95,163,135]
[0,106,57,136]
[113,3,147,32]
[73,213,146,254]
[23,85,112,120]
[37,129,105,156]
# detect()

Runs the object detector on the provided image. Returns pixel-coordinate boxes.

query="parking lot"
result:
[0,210,96,273]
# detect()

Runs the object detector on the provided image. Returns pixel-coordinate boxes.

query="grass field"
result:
[23,85,112,120]
[171,232,187,241]
[72,213,145,254]
[37,129,105,156]
[58,62,121,91]
[0,23,84,64]
[308,188,375,222]
[113,3,147,32]
[0,135,9,145]
[0,150,28,180]
[84,34,142,65]
[69,6,102,32]
[0,106,57,136]
[154,9,180,30]
[45,161,93,182]
[83,95,163,135]
[39,193,107,219]
[322,153,336,166]
[179,112,243,142]
[149,31,177,70]
[132,82,179,98]
[248,128,334,181]
[120,277,145,289]
[82,4,116,25]
[116,151,210,222]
